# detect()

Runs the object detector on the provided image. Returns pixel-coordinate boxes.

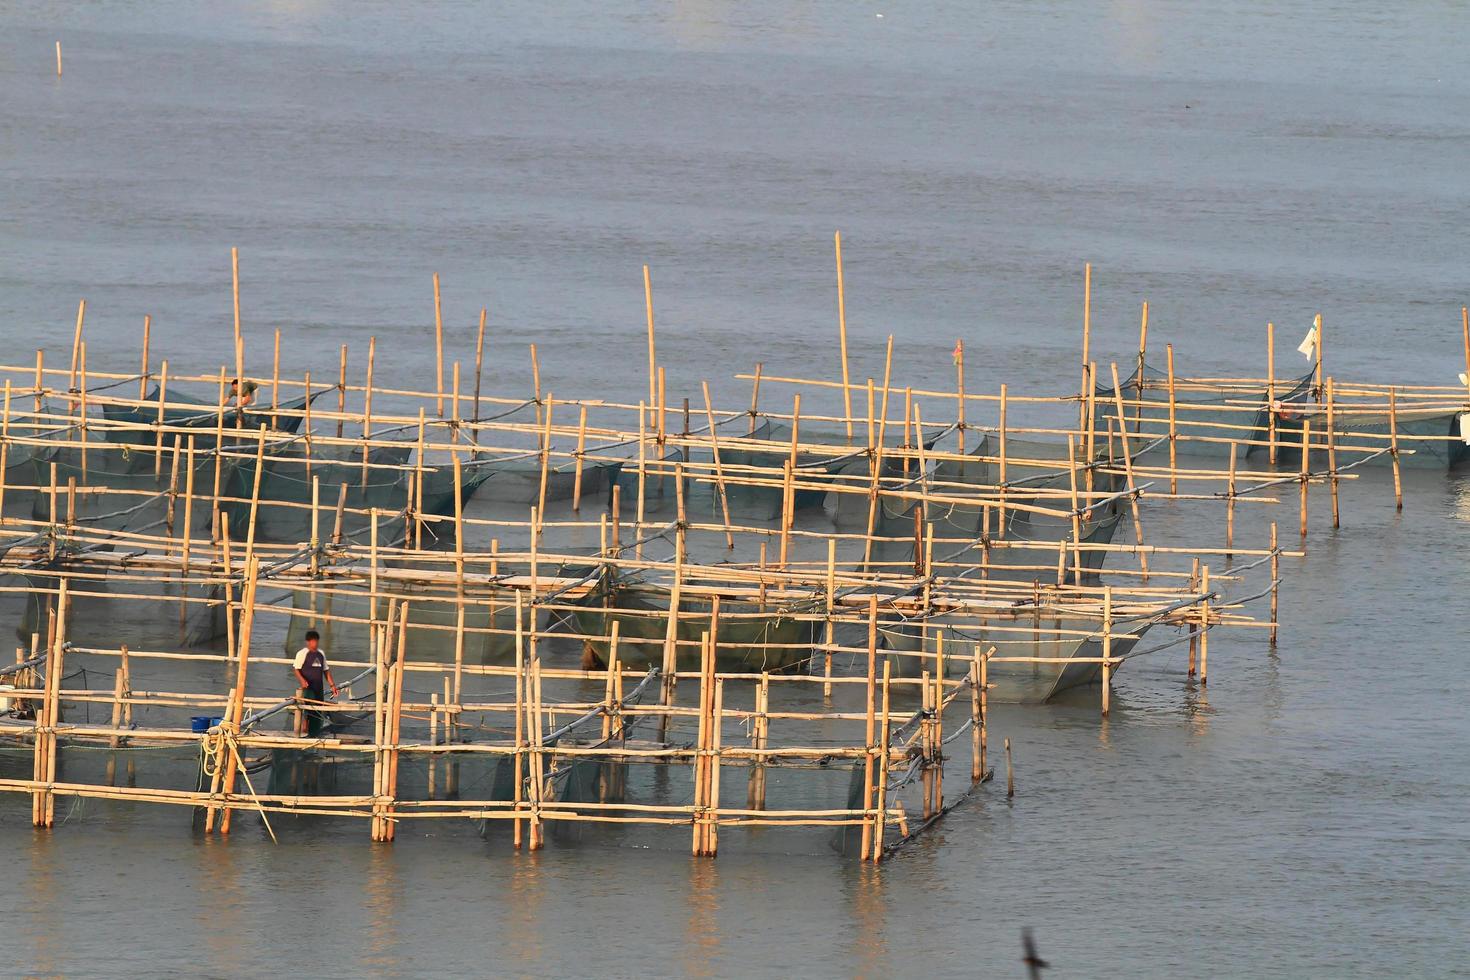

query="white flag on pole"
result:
[1459,372,1468,387]
[1297,325,1318,360]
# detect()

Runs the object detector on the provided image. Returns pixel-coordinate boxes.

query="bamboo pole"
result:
[1166,344,1178,493]
[1325,376,1339,527]
[433,272,445,417]
[1199,565,1210,685]
[1388,387,1402,510]
[231,247,243,389]
[701,381,735,549]
[530,344,542,429]
[1299,418,1310,539]
[748,362,763,435]
[1106,364,1148,580]
[69,299,85,398]
[1226,443,1238,556]
[328,344,346,439]
[860,597,878,859]
[1100,586,1113,716]
[572,404,588,511]
[139,315,152,401]
[1269,522,1280,648]
[1267,322,1278,464]
[362,337,376,487]
[474,307,486,421]
[835,231,853,442]
[1313,313,1324,397]
[644,264,657,413]
[955,339,966,454]
[872,659,891,862]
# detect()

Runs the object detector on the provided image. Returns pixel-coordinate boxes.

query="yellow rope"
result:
[199,724,277,844]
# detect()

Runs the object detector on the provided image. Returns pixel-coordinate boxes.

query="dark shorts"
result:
[304,685,327,736]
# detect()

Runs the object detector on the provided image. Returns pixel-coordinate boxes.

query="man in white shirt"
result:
[292,629,339,736]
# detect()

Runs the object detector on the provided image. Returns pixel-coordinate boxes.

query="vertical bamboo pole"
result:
[271,329,280,412]
[218,557,260,834]
[1107,363,1148,579]
[1135,301,1149,432]
[433,272,445,417]
[535,397,553,530]
[529,655,547,850]
[1081,261,1092,376]
[1462,306,1470,398]
[530,344,542,428]
[835,231,853,441]
[1066,435,1083,587]
[824,538,836,698]
[634,402,647,561]
[513,592,525,849]
[231,248,243,393]
[1084,362,1098,494]
[1267,322,1278,463]
[657,366,667,448]
[701,381,735,549]
[1388,387,1402,510]
[644,265,657,413]
[55,41,62,76]
[1100,586,1113,716]
[571,404,587,511]
[1326,376,1339,528]
[748,362,763,434]
[1312,313,1324,397]
[1187,558,1199,676]
[385,609,409,841]
[954,339,966,454]
[659,486,686,741]
[1166,344,1178,493]
[139,315,152,400]
[709,677,724,857]
[1299,418,1311,539]
[451,361,461,439]
[860,597,878,858]
[1269,522,1280,648]
[335,344,348,440]
[692,631,710,855]
[1226,442,1238,556]
[474,307,487,421]
[997,384,1008,537]
[77,341,89,479]
[969,649,982,782]
[69,299,85,397]
[1199,565,1210,685]
[872,660,892,862]
[1005,737,1014,799]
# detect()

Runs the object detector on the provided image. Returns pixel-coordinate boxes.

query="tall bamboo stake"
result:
[433,272,445,417]
[644,265,657,414]
[139,315,152,401]
[231,247,243,388]
[1267,322,1278,463]
[835,231,853,442]
[474,306,487,421]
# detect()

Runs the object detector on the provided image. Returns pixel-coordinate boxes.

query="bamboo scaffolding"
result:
[0,320,1337,862]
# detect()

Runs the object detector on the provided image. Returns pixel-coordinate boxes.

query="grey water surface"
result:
[1,3,1468,977]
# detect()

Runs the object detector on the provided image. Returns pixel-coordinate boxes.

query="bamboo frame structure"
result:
[34,269,1468,860]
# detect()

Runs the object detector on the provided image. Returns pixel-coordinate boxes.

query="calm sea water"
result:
[2,3,1469,977]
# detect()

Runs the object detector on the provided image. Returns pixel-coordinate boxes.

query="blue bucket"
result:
[190,716,211,733]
